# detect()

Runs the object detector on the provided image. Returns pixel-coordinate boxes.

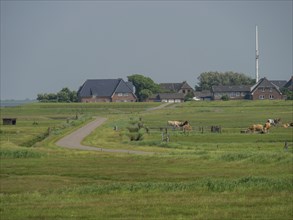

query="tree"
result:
[184,91,195,101]
[127,74,160,101]
[281,88,293,100]
[196,71,255,91]
[139,89,153,101]
[57,89,71,102]
[37,88,77,103]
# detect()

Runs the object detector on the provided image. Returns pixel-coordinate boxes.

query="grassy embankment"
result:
[0,100,292,219]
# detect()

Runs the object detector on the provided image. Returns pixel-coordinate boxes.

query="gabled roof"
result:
[78,79,134,98]
[181,81,193,90]
[160,81,193,92]
[212,85,251,93]
[251,77,282,94]
[283,76,293,91]
[270,80,287,88]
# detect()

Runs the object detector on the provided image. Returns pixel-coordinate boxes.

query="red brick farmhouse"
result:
[77,79,137,102]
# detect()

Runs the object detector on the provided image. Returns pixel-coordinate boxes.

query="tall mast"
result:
[255,25,259,83]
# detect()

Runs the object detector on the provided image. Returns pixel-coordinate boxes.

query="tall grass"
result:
[0,148,44,158]
[58,176,292,195]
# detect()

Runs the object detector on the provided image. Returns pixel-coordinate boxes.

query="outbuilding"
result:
[2,118,17,125]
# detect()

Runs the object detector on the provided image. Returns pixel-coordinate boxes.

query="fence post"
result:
[284,141,288,151]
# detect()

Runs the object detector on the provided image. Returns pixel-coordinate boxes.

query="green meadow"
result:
[0,100,292,219]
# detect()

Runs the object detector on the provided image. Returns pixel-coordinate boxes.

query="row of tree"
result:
[195,71,255,91]
[37,88,78,102]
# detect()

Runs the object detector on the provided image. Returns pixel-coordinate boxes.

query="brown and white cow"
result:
[263,122,271,133]
[247,124,264,133]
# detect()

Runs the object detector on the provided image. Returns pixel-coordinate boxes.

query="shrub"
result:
[0,149,43,158]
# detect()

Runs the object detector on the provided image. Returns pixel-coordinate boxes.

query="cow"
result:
[183,124,192,132]
[283,122,293,128]
[247,124,264,133]
[180,121,189,127]
[267,118,281,126]
[263,122,271,133]
[167,121,182,128]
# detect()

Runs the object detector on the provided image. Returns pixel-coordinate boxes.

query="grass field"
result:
[0,100,292,219]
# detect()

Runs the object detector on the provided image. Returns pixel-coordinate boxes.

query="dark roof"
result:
[271,80,287,88]
[194,90,213,98]
[160,81,193,92]
[126,81,135,92]
[283,76,293,91]
[78,79,134,98]
[212,85,251,93]
[251,77,282,94]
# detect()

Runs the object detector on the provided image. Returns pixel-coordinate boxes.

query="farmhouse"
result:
[77,79,137,102]
[250,77,284,100]
[211,77,290,100]
[147,81,194,103]
[159,81,194,96]
[212,85,251,100]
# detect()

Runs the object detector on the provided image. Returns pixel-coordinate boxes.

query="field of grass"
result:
[0,100,292,219]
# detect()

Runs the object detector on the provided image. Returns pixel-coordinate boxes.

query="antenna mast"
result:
[255,25,259,83]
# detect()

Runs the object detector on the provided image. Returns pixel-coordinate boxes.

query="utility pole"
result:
[255,25,259,83]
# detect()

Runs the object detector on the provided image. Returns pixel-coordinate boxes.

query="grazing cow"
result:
[180,121,189,127]
[267,118,281,126]
[283,122,293,128]
[247,124,264,133]
[167,121,182,128]
[182,124,192,133]
[263,122,271,133]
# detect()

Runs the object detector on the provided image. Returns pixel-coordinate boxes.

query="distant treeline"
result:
[37,88,78,103]
[195,71,256,91]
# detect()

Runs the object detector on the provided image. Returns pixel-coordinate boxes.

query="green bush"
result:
[0,149,43,158]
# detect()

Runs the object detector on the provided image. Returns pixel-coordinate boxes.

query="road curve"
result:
[56,117,154,155]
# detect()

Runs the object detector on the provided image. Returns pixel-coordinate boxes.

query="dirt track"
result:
[56,117,154,155]
[56,103,173,154]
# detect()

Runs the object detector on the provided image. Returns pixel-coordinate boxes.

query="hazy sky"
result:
[1,0,292,100]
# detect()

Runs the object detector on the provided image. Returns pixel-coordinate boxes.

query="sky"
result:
[1,0,292,100]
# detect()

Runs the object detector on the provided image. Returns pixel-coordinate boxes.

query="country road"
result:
[55,103,172,154]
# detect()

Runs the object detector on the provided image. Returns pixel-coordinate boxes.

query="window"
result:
[259,95,265,99]
[269,95,274,99]
[118,93,123,96]
[230,92,236,97]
